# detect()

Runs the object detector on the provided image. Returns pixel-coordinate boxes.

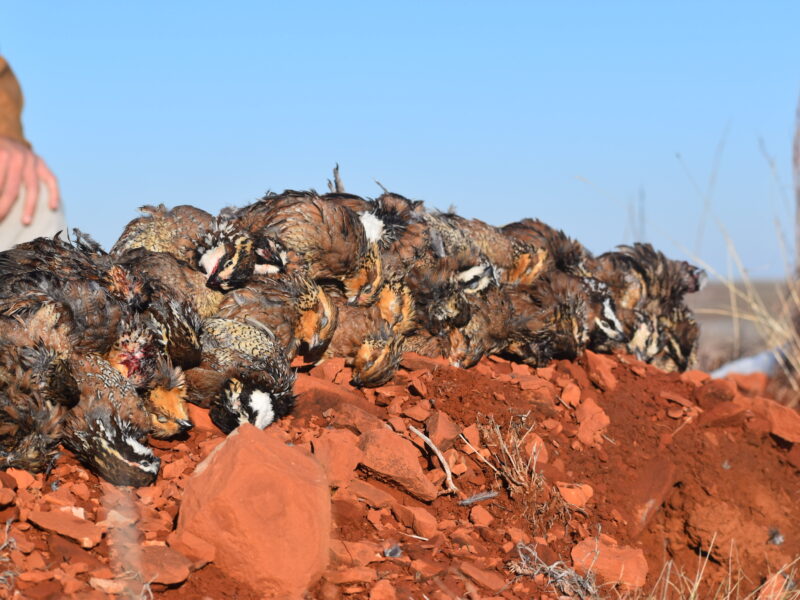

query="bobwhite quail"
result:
[502,218,593,277]
[63,353,159,486]
[504,274,591,367]
[325,285,410,387]
[591,243,704,370]
[214,272,338,361]
[111,204,215,265]
[0,344,70,472]
[105,319,193,439]
[233,191,384,305]
[438,212,547,287]
[116,246,223,319]
[448,285,513,368]
[185,317,295,433]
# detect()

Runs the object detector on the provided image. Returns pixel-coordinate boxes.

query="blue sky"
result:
[2,2,798,279]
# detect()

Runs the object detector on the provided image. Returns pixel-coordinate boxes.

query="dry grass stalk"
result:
[475,413,543,498]
[508,542,601,600]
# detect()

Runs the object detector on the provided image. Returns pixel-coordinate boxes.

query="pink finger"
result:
[21,157,39,225]
[37,159,60,210]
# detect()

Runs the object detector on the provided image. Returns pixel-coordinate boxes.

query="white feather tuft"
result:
[359,212,385,243]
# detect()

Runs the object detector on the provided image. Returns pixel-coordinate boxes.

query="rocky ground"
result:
[0,351,798,600]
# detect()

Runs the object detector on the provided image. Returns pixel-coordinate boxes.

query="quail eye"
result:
[157,415,168,423]
[319,315,329,328]
[362,284,373,295]
[465,278,480,290]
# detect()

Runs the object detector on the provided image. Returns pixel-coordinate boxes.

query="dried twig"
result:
[458,491,499,506]
[408,425,459,495]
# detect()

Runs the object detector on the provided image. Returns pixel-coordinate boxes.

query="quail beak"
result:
[206,272,222,290]
[176,419,193,433]
[309,333,322,352]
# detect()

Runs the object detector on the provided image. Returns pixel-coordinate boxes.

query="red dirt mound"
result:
[0,352,797,599]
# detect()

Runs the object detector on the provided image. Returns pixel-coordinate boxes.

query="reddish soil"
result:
[0,352,798,599]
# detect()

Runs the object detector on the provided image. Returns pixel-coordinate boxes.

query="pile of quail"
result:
[0,185,706,486]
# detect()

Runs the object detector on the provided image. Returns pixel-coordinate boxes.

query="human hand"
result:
[0,136,59,225]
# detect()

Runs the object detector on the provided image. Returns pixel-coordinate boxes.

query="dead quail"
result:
[214,272,338,362]
[63,353,159,486]
[111,204,215,265]
[504,274,591,367]
[0,344,71,472]
[438,212,547,286]
[185,317,295,433]
[116,247,223,319]
[325,285,409,387]
[591,243,705,370]
[502,218,593,277]
[326,305,404,388]
[233,191,384,305]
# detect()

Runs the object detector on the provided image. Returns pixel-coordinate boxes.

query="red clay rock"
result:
[0,488,15,507]
[759,397,800,443]
[584,351,618,391]
[680,369,710,386]
[6,468,34,490]
[727,372,769,396]
[369,579,398,600]
[329,403,386,434]
[524,433,549,463]
[28,510,103,549]
[392,504,438,539]
[330,539,383,567]
[459,561,506,592]
[89,578,128,594]
[469,505,494,527]
[561,382,581,407]
[425,411,461,451]
[402,401,432,422]
[324,566,378,584]
[358,429,439,502]
[575,397,610,446]
[346,479,396,509]
[311,357,347,381]
[571,538,648,588]
[167,529,215,570]
[400,352,447,371]
[626,457,677,536]
[174,425,331,599]
[187,403,216,432]
[313,428,364,488]
[516,375,558,403]
[139,545,192,585]
[555,482,593,508]
[295,373,367,416]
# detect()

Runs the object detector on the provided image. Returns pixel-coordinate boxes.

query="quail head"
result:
[185,317,296,432]
[233,191,385,305]
[64,353,158,485]
[209,370,295,435]
[197,220,258,292]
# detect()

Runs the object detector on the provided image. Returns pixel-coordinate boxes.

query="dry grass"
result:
[472,413,544,498]
[689,226,800,407]
[619,552,800,600]
[508,538,800,600]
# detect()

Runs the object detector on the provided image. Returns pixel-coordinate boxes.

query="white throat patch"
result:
[359,212,385,243]
[248,390,276,429]
[199,245,226,277]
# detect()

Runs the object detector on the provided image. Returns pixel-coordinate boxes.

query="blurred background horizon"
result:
[2,2,799,279]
